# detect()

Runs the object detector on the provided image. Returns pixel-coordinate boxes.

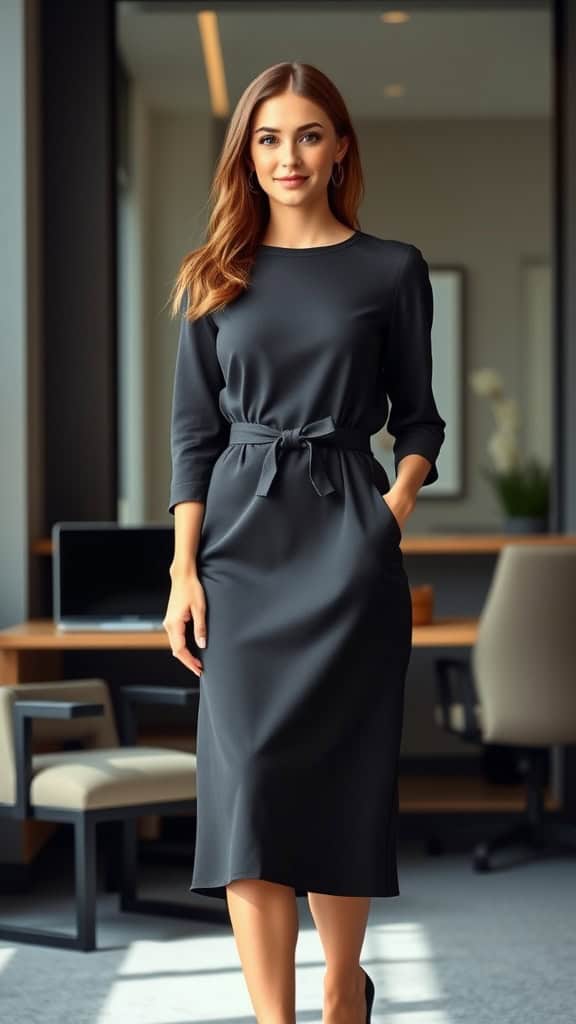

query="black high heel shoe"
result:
[361,966,375,1023]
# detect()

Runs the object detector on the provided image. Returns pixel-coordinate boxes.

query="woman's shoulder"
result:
[354,234,429,293]
[356,230,423,265]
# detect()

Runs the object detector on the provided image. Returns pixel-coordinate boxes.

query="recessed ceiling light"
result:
[380,11,411,24]
[383,83,406,98]
[197,10,229,117]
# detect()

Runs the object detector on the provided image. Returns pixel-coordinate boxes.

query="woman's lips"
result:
[274,176,309,189]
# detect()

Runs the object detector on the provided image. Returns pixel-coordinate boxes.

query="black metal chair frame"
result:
[434,657,576,871]
[0,684,228,951]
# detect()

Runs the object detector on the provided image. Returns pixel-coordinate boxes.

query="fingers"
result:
[194,613,207,651]
[173,638,203,677]
[164,605,206,678]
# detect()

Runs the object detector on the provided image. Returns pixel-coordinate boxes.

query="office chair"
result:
[433,545,576,871]
[0,678,226,951]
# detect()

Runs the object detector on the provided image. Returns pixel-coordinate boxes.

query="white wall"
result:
[145,108,214,521]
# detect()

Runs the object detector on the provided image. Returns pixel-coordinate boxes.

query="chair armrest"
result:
[434,657,481,738]
[118,685,199,745]
[119,685,199,706]
[6,701,105,820]
[13,700,105,720]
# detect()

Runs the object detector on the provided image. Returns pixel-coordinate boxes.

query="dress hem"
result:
[189,873,400,901]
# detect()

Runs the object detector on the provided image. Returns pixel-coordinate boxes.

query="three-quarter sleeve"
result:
[383,245,446,486]
[168,295,230,514]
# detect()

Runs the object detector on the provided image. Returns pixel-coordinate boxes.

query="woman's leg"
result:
[226,878,299,1024]
[306,892,371,1024]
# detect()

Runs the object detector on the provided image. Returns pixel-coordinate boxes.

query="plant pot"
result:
[503,515,548,534]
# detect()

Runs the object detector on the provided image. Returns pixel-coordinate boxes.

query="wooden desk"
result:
[0,616,479,684]
[32,531,576,559]
[395,532,576,553]
[9,530,576,682]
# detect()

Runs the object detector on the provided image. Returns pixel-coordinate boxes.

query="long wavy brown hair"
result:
[168,61,364,322]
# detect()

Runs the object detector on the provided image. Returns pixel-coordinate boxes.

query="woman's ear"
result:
[335,135,350,163]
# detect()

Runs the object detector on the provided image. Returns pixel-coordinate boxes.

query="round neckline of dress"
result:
[257,231,361,254]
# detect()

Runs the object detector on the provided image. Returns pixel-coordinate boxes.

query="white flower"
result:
[487,429,521,473]
[469,368,504,399]
[469,368,524,476]
[492,396,521,432]
[470,367,549,512]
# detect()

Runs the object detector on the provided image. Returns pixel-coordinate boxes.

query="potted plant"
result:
[469,368,550,533]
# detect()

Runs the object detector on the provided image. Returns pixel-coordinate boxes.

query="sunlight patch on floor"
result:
[96,934,253,1023]
[0,947,16,972]
[368,920,455,1023]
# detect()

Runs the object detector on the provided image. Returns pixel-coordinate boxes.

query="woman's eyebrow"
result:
[253,121,324,134]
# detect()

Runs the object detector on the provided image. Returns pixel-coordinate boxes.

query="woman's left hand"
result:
[382,488,415,533]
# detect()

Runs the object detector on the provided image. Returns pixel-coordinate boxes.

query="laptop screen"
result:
[53,523,174,627]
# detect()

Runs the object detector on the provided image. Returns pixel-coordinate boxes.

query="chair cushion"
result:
[0,679,119,806]
[434,702,482,733]
[30,746,197,810]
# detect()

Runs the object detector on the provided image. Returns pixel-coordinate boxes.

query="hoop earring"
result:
[248,169,260,193]
[330,162,344,187]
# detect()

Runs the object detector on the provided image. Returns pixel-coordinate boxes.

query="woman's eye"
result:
[259,132,321,145]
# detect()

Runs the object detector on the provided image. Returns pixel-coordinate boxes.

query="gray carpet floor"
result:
[0,837,575,1023]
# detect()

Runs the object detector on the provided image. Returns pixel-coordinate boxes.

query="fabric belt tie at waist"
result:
[228,416,371,497]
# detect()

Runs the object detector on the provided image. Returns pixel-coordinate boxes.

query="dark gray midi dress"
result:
[168,231,446,900]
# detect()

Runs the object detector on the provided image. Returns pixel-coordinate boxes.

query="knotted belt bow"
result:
[228,416,372,497]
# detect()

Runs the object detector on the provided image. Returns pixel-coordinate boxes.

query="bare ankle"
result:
[324,962,364,995]
[322,963,366,1023]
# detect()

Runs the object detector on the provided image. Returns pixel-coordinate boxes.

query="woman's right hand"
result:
[163,571,207,677]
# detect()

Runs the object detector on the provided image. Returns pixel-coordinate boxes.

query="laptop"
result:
[52,522,174,631]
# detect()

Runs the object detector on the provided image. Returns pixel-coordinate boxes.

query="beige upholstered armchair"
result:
[433,545,576,871]
[0,678,226,951]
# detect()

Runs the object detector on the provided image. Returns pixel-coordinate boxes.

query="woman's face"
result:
[248,90,349,206]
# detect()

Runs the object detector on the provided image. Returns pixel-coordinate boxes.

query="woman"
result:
[164,61,446,1024]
